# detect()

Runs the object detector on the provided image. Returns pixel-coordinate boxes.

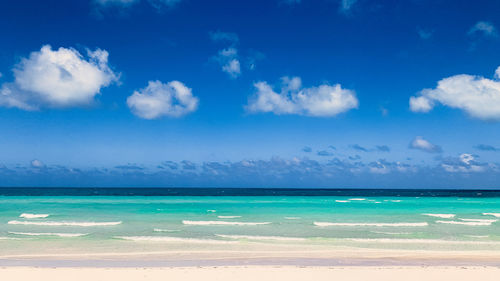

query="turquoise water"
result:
[1,196,500,256]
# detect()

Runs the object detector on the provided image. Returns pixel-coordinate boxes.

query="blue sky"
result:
[1,0,500,188]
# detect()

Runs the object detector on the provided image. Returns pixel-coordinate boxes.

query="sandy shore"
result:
[1,266,499,281]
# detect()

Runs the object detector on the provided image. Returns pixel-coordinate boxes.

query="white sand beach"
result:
[1,266,499,281]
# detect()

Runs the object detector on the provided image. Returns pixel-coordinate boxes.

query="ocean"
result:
[1,188,500,261]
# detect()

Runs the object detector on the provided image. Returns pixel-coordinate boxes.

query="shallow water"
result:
[1,194,500,256]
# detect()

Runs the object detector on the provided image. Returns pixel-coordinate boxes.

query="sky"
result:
[0,0,500,188]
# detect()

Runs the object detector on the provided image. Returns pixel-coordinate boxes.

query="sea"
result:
[1,188,500,263]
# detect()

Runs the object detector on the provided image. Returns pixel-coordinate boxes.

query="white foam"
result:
[422,213,456,219]
[8,232,87,237]
[8,220,122,227]
[284,217,301,220]
[207,210,217,213]
[342,238,500,245]
[483,213,500,218]
[153,229,180,233]
[19,213,49,219]
[335,200,350,203]
[348,198,366,201]
[390,200,402,202]
[314,222,428,227]
[435,220,493,226]
[216,234,307,241]
[182,220,271,226]
[115,236,236,244]
[459,218,498,223]
[217,216,241,219]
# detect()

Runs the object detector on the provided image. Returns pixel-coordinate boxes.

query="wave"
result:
[153,229,180,232]
[483,213,500,217]
[459,218,497,223]
[435,220,493,226]
[206,210,217,213]
[348,198,366,201]
[335,200,350,203]
[19,213,49,219]
[8,220,122,227]
[422,213,456,219]
[182,220,271,226]
[341,238,500,245]
[284,217,301,220]
[216,234,307,241]
[217,216,241,219]
[8,232,87,237]
[314,222,428,227]
[465,235,489,238]
[115,236,236,244]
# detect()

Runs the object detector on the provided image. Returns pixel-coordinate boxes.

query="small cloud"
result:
[246,76,358,117]
[302,146,312,153]
[409,136,442,153]
[441,153,486,173]
[127,80,199,119]
[376,145,390,152]
[31,159,45,168]
[349,155,361,160]
[317,150,334,156]
[209,30,239,45]
[475,144,498,151]
[181,160,196,170]
[115,164,144,170]
[328,145,336,150]
[281,0,301,5]
[417,28,433,40]
[161,161,179,169]
[351,144,368,152]
[468,21,497,37]
[339,0,358,14]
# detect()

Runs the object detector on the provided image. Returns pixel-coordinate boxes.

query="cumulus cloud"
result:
[441,153,486,173]
[0,45,118,110]
[246,76,358,117]
[468,21,497,37]
[409,136,442,153]
[127,80,198,119]
[409,66,500,120]
[213,47,241,78]
[31,159,45,168]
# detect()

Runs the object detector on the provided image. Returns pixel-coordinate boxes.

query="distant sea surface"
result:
[1,188,500,261]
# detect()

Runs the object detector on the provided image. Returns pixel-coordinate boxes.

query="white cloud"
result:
[31,159,45,168]
[246,76,358,117]
[468,21,497,37]
[409,66,500,120]
[409,136,442,153]
[442,153,485,173]
[214,47,241,78]
[0,45,118,110]
[127,80,198,119]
